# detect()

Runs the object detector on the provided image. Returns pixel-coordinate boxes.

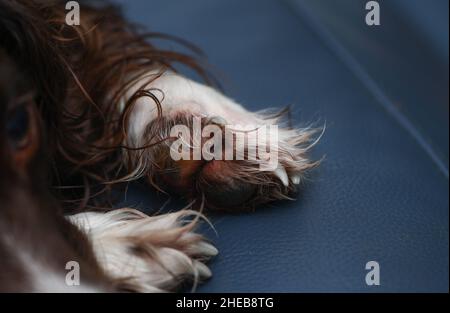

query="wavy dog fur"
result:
[0,0,320,292]
[1,0,217,212]
[1,0,319,213]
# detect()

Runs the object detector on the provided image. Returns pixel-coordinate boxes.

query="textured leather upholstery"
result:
[114,0,449,292]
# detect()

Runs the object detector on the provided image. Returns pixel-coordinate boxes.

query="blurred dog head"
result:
[0,1,112,292]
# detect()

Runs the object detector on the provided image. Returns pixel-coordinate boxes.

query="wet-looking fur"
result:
[0,0,319,292]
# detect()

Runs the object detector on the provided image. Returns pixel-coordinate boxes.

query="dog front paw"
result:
[122,72,321,211]
[69,208,217,292]
[135,110,321,211]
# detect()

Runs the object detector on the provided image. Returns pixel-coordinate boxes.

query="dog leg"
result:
[68,208,217,292]
[124,71,320,210]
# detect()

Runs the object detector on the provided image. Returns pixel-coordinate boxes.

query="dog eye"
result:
[6,105,30,148]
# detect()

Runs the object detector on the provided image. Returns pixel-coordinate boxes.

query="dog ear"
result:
[0,0,68,109]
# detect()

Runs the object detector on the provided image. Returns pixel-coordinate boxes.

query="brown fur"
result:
[1,0,215,213]
[0,0,318,292]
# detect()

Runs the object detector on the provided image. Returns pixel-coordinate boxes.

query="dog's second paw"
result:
[69,208,217,292]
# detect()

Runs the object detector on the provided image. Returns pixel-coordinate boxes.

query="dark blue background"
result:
[111,0,449,292]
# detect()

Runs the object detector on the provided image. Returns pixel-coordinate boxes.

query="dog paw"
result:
[132,110,321,211]
[123,72,321,211]
[68,208,217,292]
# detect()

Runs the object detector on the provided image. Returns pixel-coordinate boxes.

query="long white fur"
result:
[68,208,217,292]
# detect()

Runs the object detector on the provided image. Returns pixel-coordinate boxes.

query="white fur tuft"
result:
[68,208,217,292]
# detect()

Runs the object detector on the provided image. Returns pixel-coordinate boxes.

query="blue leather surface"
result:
[113,0,449,292]
[289,0,449,175]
